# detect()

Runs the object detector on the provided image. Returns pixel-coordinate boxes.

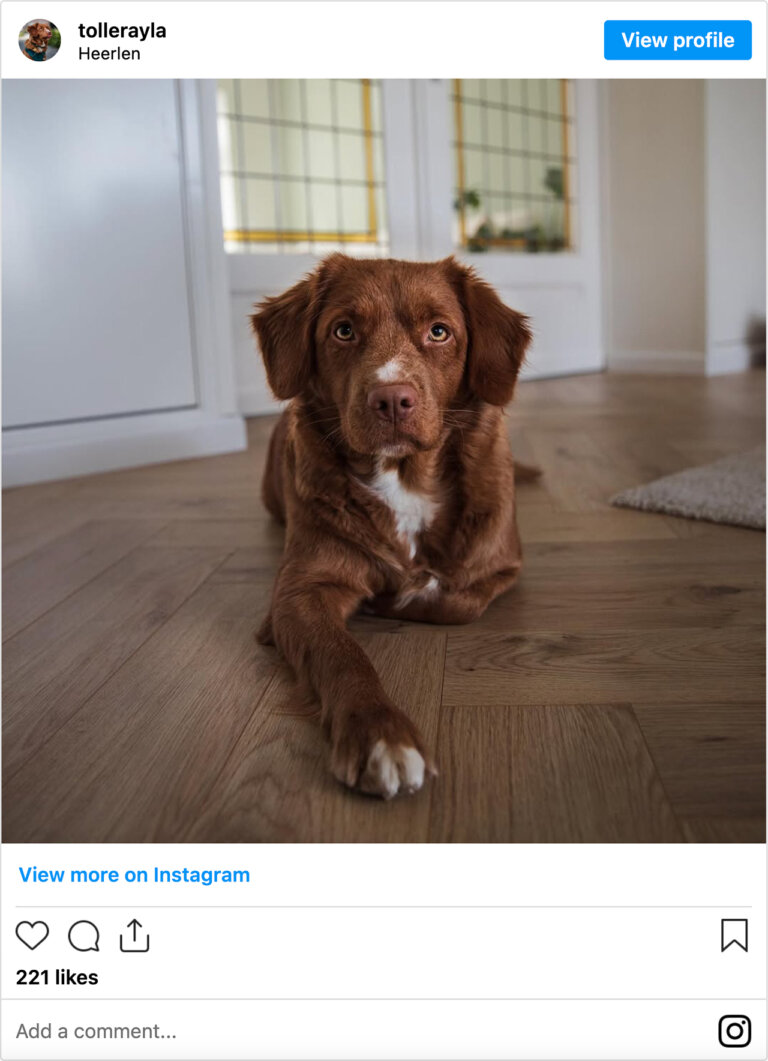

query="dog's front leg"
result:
[269,573,435,799]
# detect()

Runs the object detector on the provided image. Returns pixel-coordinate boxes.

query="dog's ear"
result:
[250,267,324,401]
[445,258,531,406]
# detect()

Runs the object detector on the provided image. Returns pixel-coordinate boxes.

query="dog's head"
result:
[26,21,52,44]
[251,255,531,458]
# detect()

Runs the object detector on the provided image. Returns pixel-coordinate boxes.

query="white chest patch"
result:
[366,466,438,558]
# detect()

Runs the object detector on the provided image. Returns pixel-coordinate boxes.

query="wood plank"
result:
[522,535,764,572]
[517,505,677,543]
[2,582,278,842]
[2,479,69,528]
[58,449,262,508]
[521,428,622,513]
[146,519,268,549]
[206,544,285,584]
[481,566,764,633]
[2,489,93,568]
[428,703,683,842]
[681,818,765,843]
[441,628,764,707]
[3,519,165,640]
[186,629,447,842]
[633,702,766,820]
[3,546,230,777]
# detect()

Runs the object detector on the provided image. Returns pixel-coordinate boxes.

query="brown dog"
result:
[251,254,531,799]
[23,21,52,59]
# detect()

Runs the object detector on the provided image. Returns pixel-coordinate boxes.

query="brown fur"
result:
[251,255,532,798]
[24,22,52,55]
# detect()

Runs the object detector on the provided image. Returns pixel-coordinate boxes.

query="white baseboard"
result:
[607,350,705,375]
[706,342,754,376]
[3,409,247,487]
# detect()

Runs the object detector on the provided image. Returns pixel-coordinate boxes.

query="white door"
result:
[3,80,198,427]
[214,79,604,415]
[3,79,245,486]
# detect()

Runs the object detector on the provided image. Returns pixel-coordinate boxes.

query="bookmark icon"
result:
[721,918,748,952]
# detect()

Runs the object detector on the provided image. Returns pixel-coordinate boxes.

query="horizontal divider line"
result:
[15,904,753,910]
[5,998,764,1003]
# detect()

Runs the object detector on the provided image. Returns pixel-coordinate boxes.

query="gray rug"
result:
[610,447,765,530]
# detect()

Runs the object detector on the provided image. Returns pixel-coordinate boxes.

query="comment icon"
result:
[68,920,100,952]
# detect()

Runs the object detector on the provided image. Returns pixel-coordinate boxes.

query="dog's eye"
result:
[333,322,355,342]
[428,323,450,342]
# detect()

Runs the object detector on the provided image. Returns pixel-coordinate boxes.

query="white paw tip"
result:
[361,739,426,799]
[399,745,426,792]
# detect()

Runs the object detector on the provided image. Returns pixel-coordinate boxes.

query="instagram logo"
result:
[718,1016,752,1048]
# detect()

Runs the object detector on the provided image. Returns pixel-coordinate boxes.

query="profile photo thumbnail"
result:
[19,19,61,62]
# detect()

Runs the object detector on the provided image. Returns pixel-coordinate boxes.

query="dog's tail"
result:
[514,460,543,483]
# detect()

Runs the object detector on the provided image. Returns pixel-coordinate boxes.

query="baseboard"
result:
[3,410,247,487]
[706,342,754,376]
[607,350,705,375]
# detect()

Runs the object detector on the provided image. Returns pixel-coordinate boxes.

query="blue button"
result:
[604,20,751,60]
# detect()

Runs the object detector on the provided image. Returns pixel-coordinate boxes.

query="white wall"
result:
[604,79,765,376]
[603,80,707,373]
[706,80,766,374]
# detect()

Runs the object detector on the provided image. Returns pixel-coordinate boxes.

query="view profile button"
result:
[604,21,752,60]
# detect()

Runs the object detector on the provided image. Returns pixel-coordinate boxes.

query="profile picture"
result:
[19,19,60,62]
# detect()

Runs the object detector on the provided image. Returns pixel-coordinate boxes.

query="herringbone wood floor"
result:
[3,372,765,842]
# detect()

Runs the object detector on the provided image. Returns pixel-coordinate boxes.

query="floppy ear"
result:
[446,259,532,406]
[250,269,322,400]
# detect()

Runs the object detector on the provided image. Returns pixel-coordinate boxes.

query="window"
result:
[216,79,389,255]
[452,79,575,254]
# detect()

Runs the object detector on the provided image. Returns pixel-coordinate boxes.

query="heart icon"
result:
[16,921,49,950]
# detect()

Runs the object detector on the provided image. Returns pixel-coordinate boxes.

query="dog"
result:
[23,22,52,60]
[251,254,532,799]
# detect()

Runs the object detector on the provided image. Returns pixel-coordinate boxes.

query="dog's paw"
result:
[331,707,436,800]
[359,740,426,799]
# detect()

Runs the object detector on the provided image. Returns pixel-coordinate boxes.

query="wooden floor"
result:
[3,373,765,843]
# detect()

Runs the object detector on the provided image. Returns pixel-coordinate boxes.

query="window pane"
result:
[217,79,389,256]
[241,121,274,175]
[306,128,337,180]
[452,78,576,254]
[305,79,333,126]
[244,177,278,230]
[238,80,270,120]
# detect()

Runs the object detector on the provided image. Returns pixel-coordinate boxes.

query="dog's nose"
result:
[367,385,418,423]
